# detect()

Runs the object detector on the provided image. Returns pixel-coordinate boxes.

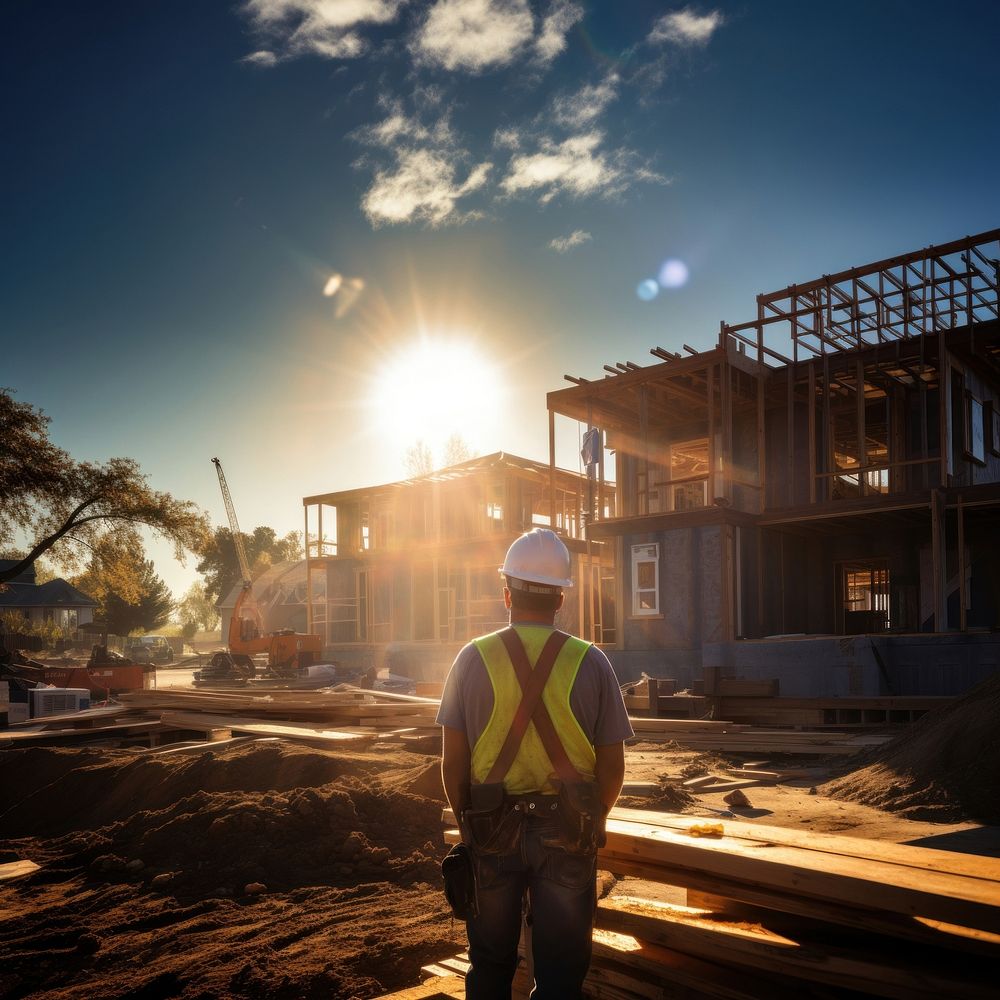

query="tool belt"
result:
[460,781,605,856]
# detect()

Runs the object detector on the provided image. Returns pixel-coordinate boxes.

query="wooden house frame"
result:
[302,453,614,678]
[547,230,1000,693]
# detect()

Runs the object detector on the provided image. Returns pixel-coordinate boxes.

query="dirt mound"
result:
[823,671,1000,824]
[0,742,463,999]
[0,742,385,838]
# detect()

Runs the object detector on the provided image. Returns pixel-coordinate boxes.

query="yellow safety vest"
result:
[471,625,596,794]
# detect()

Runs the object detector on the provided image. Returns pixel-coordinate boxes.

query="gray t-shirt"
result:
[435,623,634,750]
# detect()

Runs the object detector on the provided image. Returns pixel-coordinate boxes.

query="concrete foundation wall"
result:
[703,633,1000,697]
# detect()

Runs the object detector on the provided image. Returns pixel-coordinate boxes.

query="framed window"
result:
[668,439,708,511]
[989,401,1000,457]
[630,543,660,616]
[965,393,986,464]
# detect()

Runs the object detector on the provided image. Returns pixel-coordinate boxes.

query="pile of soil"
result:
[823,672,1000,824]
[0,742,463,1000]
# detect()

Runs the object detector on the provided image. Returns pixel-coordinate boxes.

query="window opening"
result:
[631,543,660,616]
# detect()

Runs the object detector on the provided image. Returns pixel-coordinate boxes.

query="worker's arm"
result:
[441,725,472,821]
[594,741,626,817]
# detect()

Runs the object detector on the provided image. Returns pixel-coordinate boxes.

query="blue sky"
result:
[3,1,999,599]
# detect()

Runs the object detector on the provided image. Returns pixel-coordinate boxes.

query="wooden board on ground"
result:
[0,860,40,882]
[374,974,465,999]
[596,895,995,999]
[159,711,378,744]
[599,817,1000,933]
[607,806,1000,883]
[0,720,163,745]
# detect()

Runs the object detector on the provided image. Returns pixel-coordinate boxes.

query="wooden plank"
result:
[600,818,1000,932]
[597,896,995,999]
[0,721,163,745]
[592,929,801,1000]
[159,711,376,743]
[0,860,40,882]
[685,778,766,793]
[607,806,1000,883]
[594,850,1000,957]
[684,890,1000,959]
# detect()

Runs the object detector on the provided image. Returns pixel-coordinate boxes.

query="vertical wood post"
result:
[786,370,795,506]
[808,361,817,503]
[304,505,313,636]
[931,489,947,631]
[958,494,966,632]
[856,357,867,496]
[707,363,716,502]
[548,408,556,529]
[939,333,950,487]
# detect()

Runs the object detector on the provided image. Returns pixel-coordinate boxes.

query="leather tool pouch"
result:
[554,781,606,854]
[441,842,478,920]
[462,783,521,855]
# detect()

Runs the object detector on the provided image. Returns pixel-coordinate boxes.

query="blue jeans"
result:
[466,817,597,1000]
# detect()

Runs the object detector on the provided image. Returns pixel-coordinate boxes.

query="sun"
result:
[369,335,504,457]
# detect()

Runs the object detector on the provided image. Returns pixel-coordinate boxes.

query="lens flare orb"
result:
[637,279,659,302]
[658,259,690,289]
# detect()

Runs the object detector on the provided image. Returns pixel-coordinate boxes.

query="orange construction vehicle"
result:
[207,458,322,680]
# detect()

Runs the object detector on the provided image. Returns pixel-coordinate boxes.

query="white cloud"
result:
[242,49,279,67]
[362,148,492,226]
[353,95,458,148]
[412,0,534,72]
[493,127,522,150]
[241,0,405,62]
[535,0,584,63]
[549,229,591,253]
[551,74,619,129]
[501,132,629,202]
[649,7,724,46]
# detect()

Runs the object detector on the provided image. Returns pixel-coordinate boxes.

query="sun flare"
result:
[369,336,504,459]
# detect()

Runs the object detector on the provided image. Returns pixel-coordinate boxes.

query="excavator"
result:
[198,458,322,683]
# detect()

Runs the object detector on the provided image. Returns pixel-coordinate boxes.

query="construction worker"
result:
[437,528,633,999]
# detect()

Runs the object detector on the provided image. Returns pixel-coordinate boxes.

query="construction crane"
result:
[203,457,322,682]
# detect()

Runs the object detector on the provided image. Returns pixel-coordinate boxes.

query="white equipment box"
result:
[30,687,91,718]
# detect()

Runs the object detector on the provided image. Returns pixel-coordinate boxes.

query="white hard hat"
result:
[499,528,573,590]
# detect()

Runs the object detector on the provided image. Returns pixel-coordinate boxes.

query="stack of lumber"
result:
[121,686,438,727]
[441,805,1000,998]
[0,703,165,747]
[628,716,892,755]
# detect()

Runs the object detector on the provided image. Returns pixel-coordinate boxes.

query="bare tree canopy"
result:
[0,389,210,585]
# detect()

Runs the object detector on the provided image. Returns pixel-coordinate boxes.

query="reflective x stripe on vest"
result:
[471,625,595,794]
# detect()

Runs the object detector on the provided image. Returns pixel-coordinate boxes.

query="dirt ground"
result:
[1,731,998,1000]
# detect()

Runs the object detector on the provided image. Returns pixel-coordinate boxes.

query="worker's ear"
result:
[503,587,512,610]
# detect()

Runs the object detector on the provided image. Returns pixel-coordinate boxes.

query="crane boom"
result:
[211,457,252,588]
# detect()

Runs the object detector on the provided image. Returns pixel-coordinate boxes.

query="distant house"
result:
[302,452,614,678]
[216,560,326,646]
[546,229,1000,696]
[0,560,98,631]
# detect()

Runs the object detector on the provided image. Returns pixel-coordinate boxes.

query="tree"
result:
[196,526,303,605]
[100,560,173,635]
[442,433,474,468]
[0,390,210,585]
[175,581,220,633]
[404,439,434,478]
[71,536,173,634]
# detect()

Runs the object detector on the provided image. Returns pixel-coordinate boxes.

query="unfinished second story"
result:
[302,451,607,561]
[548,229,1000,526]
